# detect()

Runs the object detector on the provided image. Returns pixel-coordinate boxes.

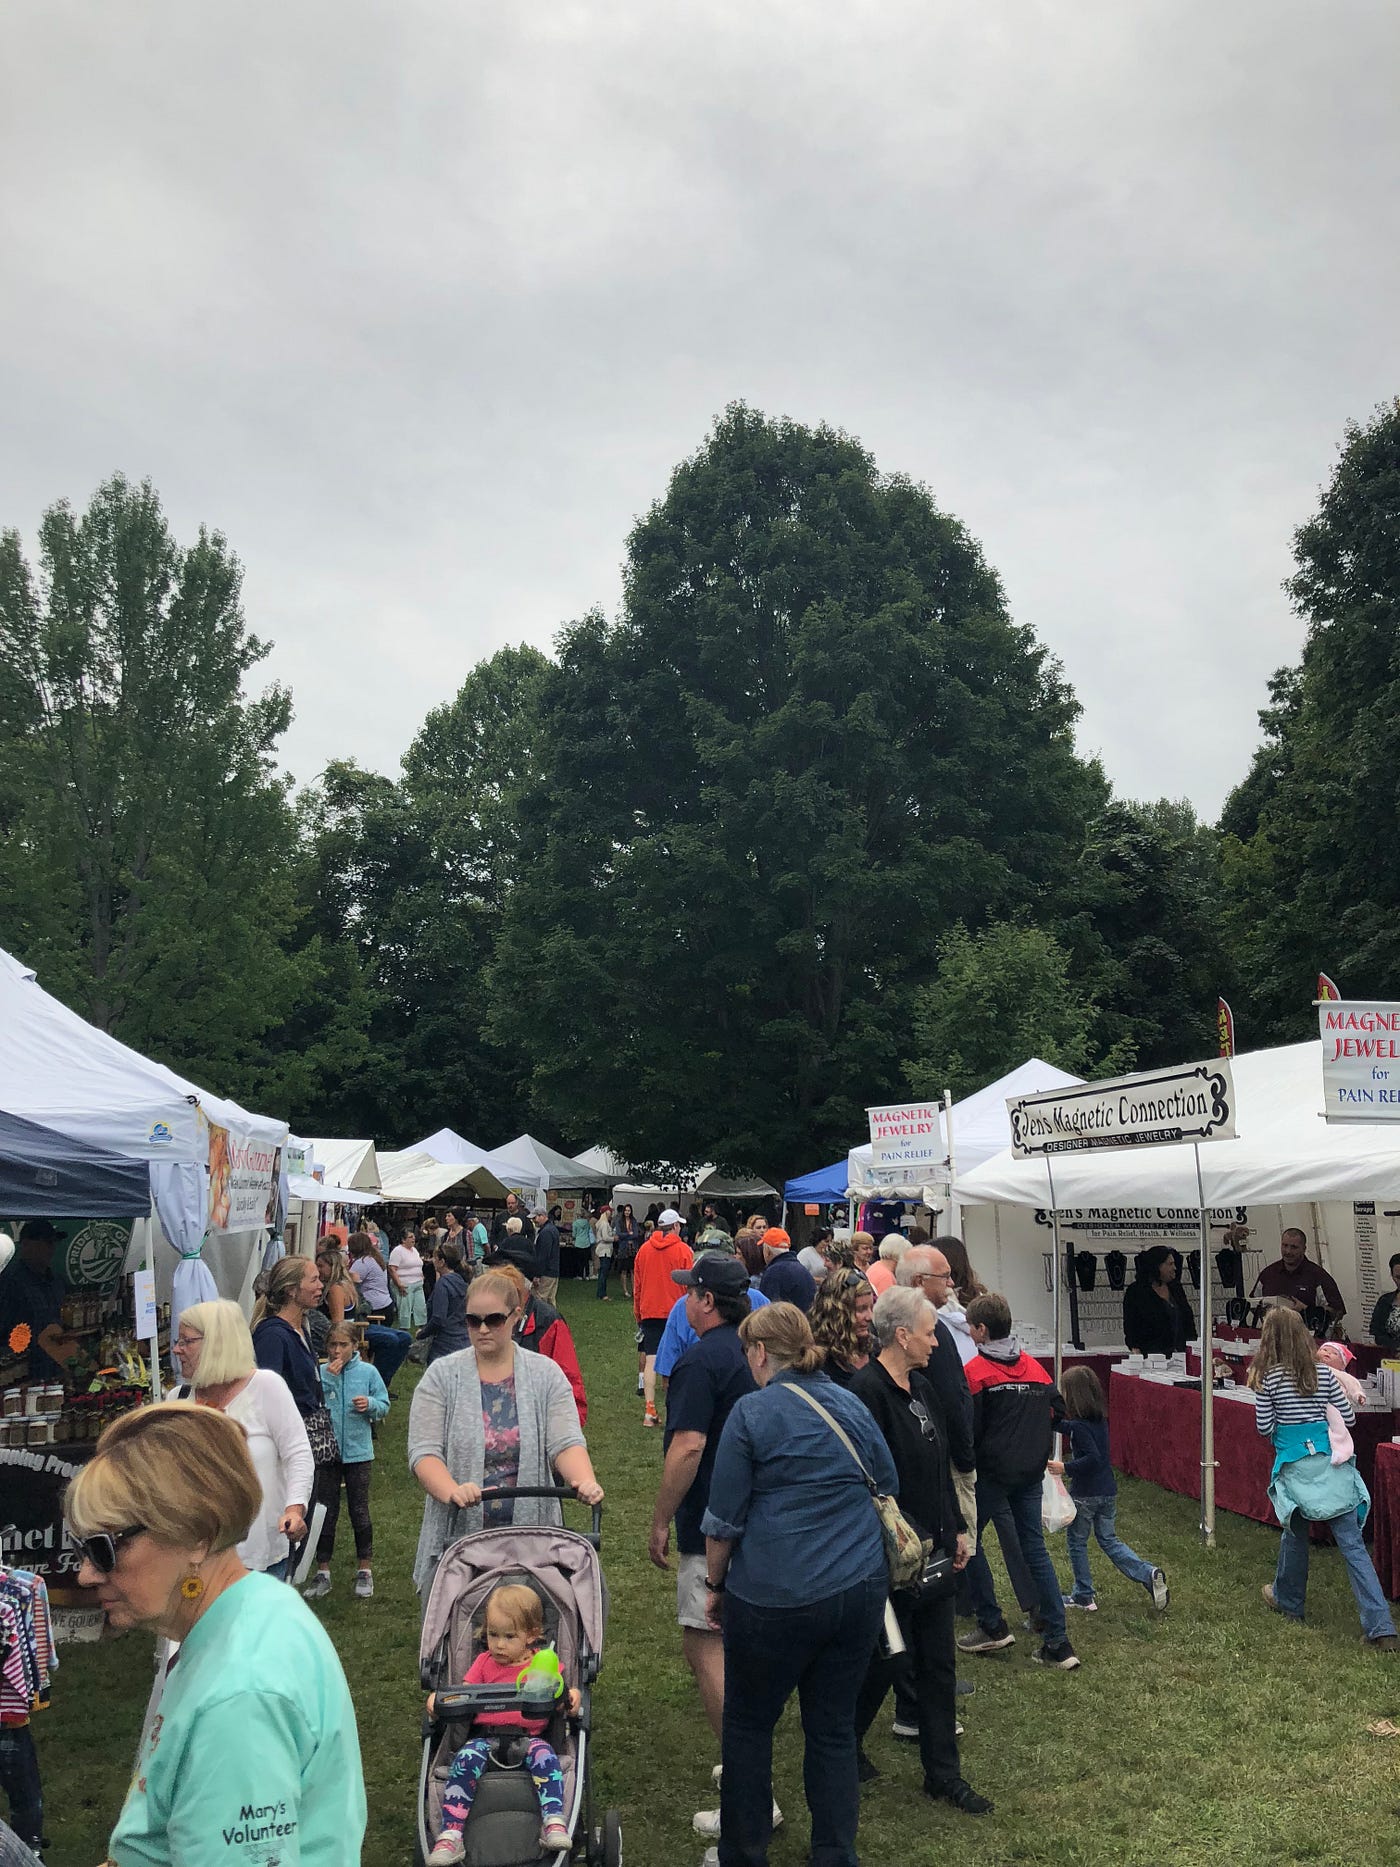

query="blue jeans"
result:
[1273,1507,1396,1640]
[596,1257,612,1299]
[965,1476,1067,1648]
[1065,1495,1155,1601]
[364,1323,412,1390]
[720,1573,886,1867]
[0,1727,43,1849]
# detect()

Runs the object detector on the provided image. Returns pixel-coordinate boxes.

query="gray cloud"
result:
[4,0,1398,817]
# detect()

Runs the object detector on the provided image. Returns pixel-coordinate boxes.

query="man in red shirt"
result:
[1255,1228,1346,1328]
[633,1209,694,1427]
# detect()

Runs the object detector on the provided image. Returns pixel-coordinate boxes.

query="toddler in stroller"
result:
[418,1489,619,1867]
[427,1581,578,1861]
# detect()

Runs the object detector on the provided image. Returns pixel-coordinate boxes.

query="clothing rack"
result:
[0,1565,53,1855]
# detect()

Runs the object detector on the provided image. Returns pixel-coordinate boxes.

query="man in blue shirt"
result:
[655,1282,771,1381]
[758,1226,817,1311]
[647,1255,768,1839]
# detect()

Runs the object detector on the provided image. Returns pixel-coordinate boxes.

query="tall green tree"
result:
[288,645,552,1144]
[903,920,1101,1101]
[0,475,302,1093]
[1219,398,1400,1041]
[489,405,1104,1179]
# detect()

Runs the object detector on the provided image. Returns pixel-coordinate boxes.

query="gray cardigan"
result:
[408,1345,586,1597]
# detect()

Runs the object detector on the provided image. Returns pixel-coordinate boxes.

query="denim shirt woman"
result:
[701,1301,894,1867]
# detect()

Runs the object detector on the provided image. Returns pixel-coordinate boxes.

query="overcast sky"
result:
[5,1,1398,820]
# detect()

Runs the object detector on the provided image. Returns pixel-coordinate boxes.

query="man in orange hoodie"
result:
[633,1208,694,1426]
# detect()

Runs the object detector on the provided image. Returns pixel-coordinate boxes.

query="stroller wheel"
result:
[602,1808,622,1867]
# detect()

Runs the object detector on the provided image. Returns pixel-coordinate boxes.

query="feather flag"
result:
[1317,972,1341,1002]
[1216,997,1235,1057]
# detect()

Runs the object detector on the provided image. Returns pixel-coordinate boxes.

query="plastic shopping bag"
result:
[1041,1471,1076,1535]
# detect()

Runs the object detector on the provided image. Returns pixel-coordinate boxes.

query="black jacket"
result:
[851,1356,964,1556]
[1122,1278,1196,1355]
[532,1221,561,1280]
[923,1316,974,1474]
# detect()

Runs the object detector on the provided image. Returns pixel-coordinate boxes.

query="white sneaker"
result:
[711,1763,724,1786]
[427,1834,464,1865]
[302,1573,331,1600]
[1150,1567,1170,1611]
[540,1819,572,1851]
[354,1569,374,1599]
[701,1850,719,1867]
[693,1801,781,1838]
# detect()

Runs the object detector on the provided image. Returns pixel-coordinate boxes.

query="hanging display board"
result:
[1318,1001,1400,1121]
[867,1102,944,1173]
[1008,1061,1236,1158]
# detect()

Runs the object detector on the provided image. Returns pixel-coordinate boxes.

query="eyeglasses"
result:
[466,1311,513,1330]
[916,1270,953,1284]
[908,1399,940,1442]
[174,1333,204,1351]
[71,1525,145,1573]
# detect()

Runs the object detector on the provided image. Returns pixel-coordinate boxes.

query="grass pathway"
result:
[37,1284,1400,1864]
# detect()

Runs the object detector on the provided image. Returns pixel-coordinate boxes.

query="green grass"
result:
[36,1287,1400,1865]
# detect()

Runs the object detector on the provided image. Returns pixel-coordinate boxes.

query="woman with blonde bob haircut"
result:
[702,1302,897,1867]
[169,1298,313,1577]
[1249,1305,1396,1645]
[67,1405,366,1865]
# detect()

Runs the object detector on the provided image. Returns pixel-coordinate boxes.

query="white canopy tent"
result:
[376,1150,513,1205]
[0,946,287,1331]
[408,1127,544,1197]
[955,1042,1400,1210]
[847,1059,1086,1206]
[492,1134,611,1193]
[302,1138,381,1192]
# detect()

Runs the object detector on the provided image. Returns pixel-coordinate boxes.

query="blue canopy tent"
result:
[0,1107,151,1217]
[783,1159,849,1204]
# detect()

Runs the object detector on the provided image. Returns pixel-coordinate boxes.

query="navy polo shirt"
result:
[664,1323,757,1554]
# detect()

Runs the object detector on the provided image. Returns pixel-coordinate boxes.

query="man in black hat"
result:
[0,1220,79,1382]
[647,1254,764,1834]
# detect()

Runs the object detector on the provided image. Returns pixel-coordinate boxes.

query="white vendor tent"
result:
[376,1150,513,1205]
[408,1127,544,1197]
[848,1059,1085,1203]
[0,946,287,1331]
[955,1042,1400,1210]
[493,1133,612,1193]
[303,1138,381,1192]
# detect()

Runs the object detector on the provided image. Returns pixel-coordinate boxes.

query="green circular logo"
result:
[61,1220,133,1290]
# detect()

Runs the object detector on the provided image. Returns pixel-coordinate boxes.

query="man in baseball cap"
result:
[633,1208,693,1426]
[758,1224,816,1313]
[650,1249,779,1839]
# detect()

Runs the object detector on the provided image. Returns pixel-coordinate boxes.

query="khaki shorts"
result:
[677,1552,714,1631]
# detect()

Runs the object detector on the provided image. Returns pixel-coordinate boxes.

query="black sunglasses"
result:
[72,1525,145,1573]
[466,1310,513,1330]
[908,1399,941,1443]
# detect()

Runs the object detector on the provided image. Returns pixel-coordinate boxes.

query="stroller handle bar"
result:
[478,1484,603,1543]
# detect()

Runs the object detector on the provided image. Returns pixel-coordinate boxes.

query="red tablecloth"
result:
[1108,1371,1392,1528]
[1035,1352,1119,1392]
[1372,1443,1400,1598]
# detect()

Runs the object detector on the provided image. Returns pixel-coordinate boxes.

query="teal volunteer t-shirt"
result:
[109,1570,366,1867]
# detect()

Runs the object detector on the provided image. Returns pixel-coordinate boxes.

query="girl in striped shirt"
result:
[1249,1307,1396,1647]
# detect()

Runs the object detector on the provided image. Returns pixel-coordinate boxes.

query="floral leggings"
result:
[440,1736,565,1832]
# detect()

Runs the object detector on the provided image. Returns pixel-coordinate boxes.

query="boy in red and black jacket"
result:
[958,1293,1081,1671]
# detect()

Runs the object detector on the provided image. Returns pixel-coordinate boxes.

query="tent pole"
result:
[145,1217,162,1404]
[1194,1142,1215,1549]
[1045,1154,1063,1391]
[942,1087,957,1234]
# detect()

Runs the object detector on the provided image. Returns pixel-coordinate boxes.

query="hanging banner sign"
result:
[1008,1060,1237,1158]
[1032,1205,1246,1237]
[208,1126,282,1232]
[1317,1000,1400,1122]
[867,1101,945,1172]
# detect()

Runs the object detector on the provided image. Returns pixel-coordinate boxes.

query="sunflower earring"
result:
[181,1568,205,1601]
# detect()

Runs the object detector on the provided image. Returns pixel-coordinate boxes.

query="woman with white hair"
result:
[850,1285,991,1816]
[171,1297,315,1578]
[866,1231,908,1296]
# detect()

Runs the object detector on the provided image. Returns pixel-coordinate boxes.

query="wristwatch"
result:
[705,1576,726,1592]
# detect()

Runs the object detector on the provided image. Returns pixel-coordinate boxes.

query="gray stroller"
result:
[417,1487,620,1867]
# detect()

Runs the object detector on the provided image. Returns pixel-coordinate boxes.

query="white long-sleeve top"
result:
[167,1368,314,1571]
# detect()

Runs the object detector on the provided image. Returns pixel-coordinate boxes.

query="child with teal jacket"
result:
[305,1324,390,1603]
